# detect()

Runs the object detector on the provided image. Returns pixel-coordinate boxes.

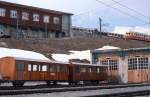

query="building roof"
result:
[0,0,73,15]
[92,46,150,53]
[95,45,121,51]
[71,62,107,67]
[124,47,150,52]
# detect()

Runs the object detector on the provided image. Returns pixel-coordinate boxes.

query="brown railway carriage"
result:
[0,57,107,86]
[70,62,108,84]
[0,57,70,86]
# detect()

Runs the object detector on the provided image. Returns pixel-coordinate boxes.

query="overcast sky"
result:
[2,0,150,34]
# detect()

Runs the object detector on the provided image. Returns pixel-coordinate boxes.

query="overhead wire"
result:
[110,0,150,20]
[96,0,147,24]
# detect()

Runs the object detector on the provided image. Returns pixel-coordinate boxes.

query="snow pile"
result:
[0,47,50,61]
[52,50,91,62]
[95,45,121,51]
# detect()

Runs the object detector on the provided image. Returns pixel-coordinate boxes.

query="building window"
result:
[128,57,148,70]
[128,58,138,70]
[22,12,29,20]
[33,14,39,22]
[109,60,118,70]
[53,17,60,24]
[101,59,118,70]
[43,15,49,23]
[139,57,148,69]
[0,8,6,17]
[10,10,17,18]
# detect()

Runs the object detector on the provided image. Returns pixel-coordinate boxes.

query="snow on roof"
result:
[71,62,106,67]
[52,50,91,62]
[95,45,121,51]
[0,47,50,62]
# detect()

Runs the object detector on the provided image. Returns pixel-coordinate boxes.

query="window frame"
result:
[41,65,48,72]
[10,10,17,18]
[22,12,29,20]
[17,63,25,71]
[33,13,39,22]
[50,64,57,73]
[53,17,60,24]
[0,8,6,17]
[43,15,50,23]
[32,64,38,71]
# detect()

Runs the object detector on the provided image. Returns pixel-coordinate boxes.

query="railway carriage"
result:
[0,56,108,86]
[125,32,150,42]
[70,62,108,84]
[0,57,70,86]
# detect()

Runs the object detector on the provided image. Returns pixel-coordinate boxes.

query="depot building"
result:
[91,46,150,83]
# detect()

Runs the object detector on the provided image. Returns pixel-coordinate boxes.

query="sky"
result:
[2,0,150,34]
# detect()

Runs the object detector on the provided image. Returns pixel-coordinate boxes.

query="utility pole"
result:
[16,14,19,39]
[99,17,102,33]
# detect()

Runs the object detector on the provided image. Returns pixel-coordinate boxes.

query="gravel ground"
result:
[1,86,150,97]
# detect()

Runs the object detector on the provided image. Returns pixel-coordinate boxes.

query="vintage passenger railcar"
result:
[69,62,107,84]
[125,32,150,42]
[0,56,107,86]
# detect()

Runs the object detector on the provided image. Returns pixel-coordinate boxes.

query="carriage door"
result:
[40,65,48,80]
[69,65,74,82]
[17,63,25,80]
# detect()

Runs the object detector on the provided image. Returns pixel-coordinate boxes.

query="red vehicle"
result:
[125,32,150,42]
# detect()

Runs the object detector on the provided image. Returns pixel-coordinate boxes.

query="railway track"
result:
[0,83,150,95]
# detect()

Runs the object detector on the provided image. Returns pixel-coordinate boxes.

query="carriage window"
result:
[42,65,47,71]
[75,66,80,73]
[97,68,100,73]
[17,63,25,71]
[88,68,92,73]
[38,65,41,71]
[80,67,86,73]
[33,65,38,71]
[50,65,57,72]
[92,67,97,73]
[28,64,32,71]
[60,65,67,72]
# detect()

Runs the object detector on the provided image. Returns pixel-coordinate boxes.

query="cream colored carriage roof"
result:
[0,47,50,62]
